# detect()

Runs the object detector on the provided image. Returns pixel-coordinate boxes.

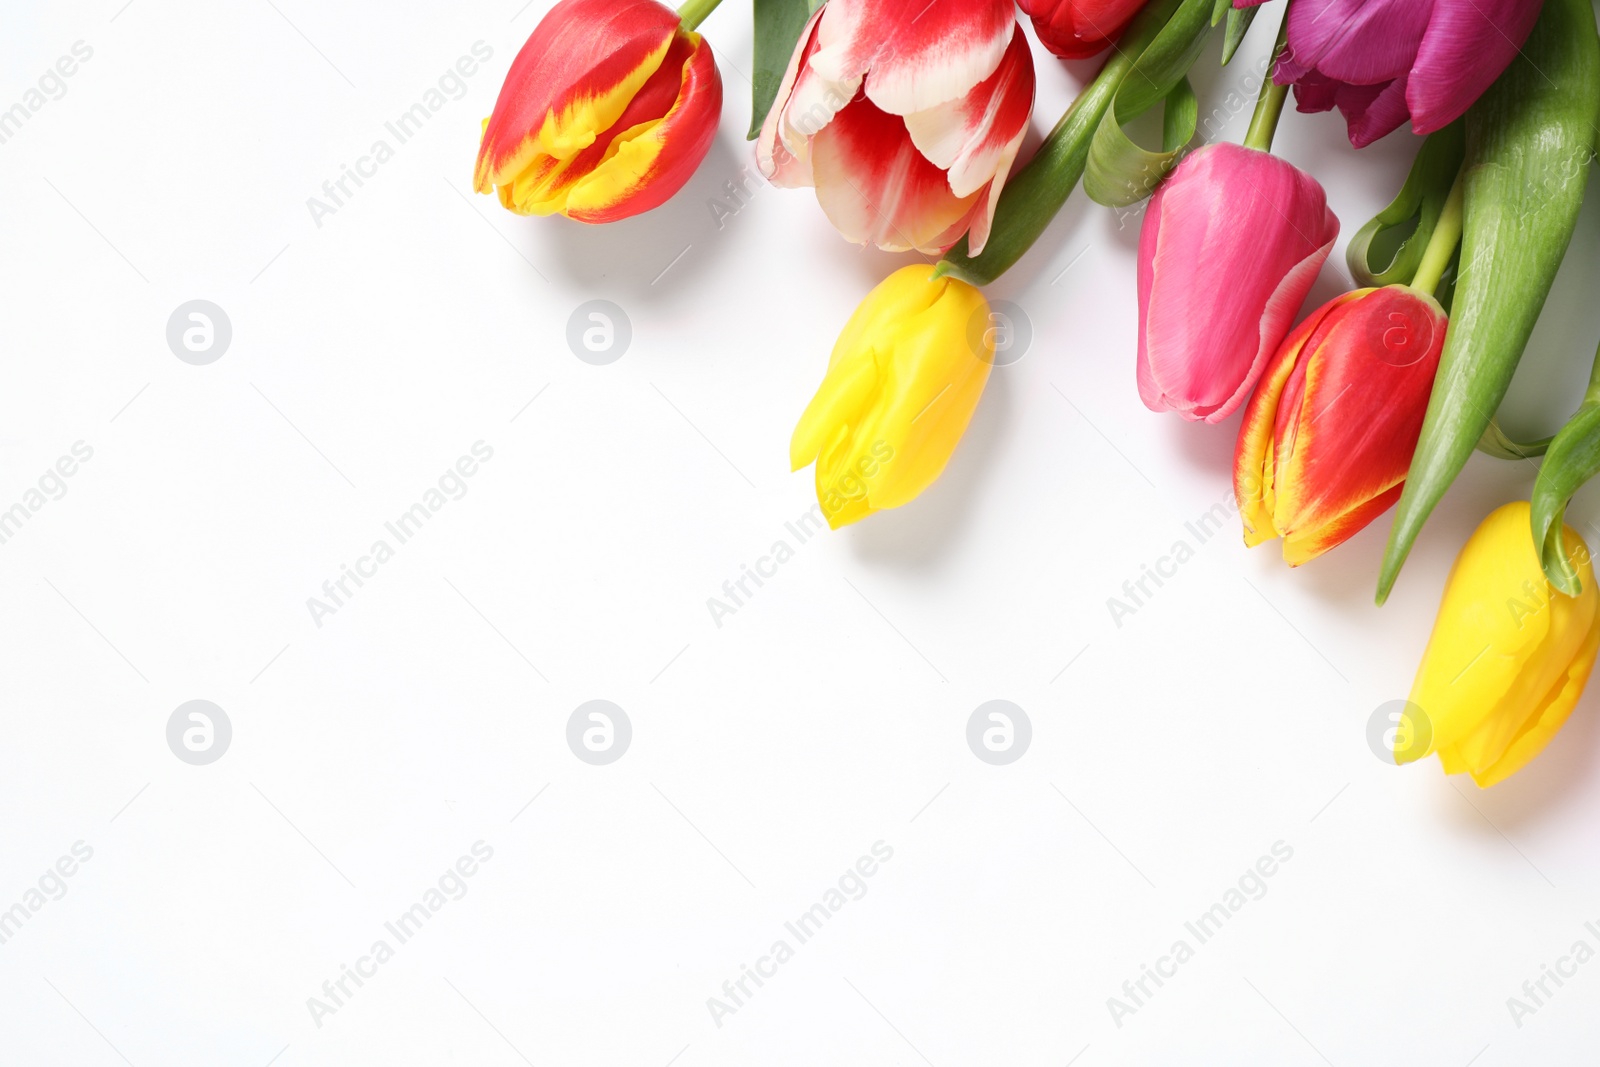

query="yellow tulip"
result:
[790,265,994,528]
[1400,502,1600,787]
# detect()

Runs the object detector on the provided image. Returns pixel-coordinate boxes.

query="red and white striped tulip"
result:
[756,0,1035,255]
[474,0,722,223]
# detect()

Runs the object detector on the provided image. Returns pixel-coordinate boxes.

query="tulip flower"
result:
[1235,286,1446,564]
[791,266,993,527]
[1396,503,1600,787]
[1136,142,1338,423]
[474,0,722,223]
[1019,0,1149,58]
[756,0,1034,255]
[1234,0,1542,148]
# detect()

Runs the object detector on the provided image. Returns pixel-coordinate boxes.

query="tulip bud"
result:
[474,0,722,223]
[1137,142,1338,423]
[791,266,994,528]
[1235,285,1446,564]
[1018,0,1149,58]
[1400,502,1600,787]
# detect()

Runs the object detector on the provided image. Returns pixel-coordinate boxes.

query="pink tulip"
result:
[756,0,1034,255]
[1234,0,1542,147]
[1137,143,1338,424]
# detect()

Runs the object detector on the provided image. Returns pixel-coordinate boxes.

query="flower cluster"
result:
[474,0,1600,788]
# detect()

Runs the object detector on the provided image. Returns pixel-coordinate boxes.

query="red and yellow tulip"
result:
[474,0,722,223]
[1235,285,1446,564]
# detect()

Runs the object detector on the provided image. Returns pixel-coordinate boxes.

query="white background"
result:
[4,1,1600,1064]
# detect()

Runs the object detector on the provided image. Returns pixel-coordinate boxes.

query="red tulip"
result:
[756,0,1034,255]
[1235,286,1447,564]
[1018,0,1149,59]
[474,0,722,222]
[1137,143,1339,423]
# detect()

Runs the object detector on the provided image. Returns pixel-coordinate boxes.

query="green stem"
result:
[677,0,723,31]
[1241,13,1290,152]
[1409,166,1464,296]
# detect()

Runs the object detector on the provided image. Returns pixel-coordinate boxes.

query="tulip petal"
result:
[1267,287,1445,558]
[901,26,1033,255]
[500,33,718,220]
[813,423,879,528]
[774,2,872,160]
[1465,571,1598,776]
[839,283,991,512]
[1472,618,1600,787]
[1019,0,1147,58]
[1407,0,1541,135]
[957,128,1024,259]
[1338,75,1412,147]
[1289,71,1412,149]
[1407,503,1600,784]
[475,0,680,192]
[561,34,722,221]
[1288,71,1342,111]
[755,0,1034,254]
[1138,145,1338,423]
[1281,484,1402,565]
[1234,293,1359,547]
[825,0,1015,116]
[792,347,880,472]
[1280,0,1432,86]
[811,98,983,254]
[756,6,828,186]
[902,27,1033,200]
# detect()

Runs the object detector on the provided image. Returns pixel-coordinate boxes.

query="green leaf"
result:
[1532,399,1600,595]
[1162,78,1197,150]
[1083,77,1198,207]
[1221,4,1257,65]
[1376,0,1600,603]
[1476,418,1553,460]
[749,0,823,140]
[1346,122,1464,289]
[1081,0,1212,208]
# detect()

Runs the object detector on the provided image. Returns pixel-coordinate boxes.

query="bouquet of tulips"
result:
[474,0,1600,789]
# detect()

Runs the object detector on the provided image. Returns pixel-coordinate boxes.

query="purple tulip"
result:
[1235,0,1543,147]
